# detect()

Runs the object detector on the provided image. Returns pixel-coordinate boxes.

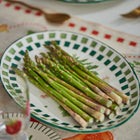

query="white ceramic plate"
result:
[0,31,140,133]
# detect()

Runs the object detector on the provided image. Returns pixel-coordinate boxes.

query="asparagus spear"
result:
[23,50,123,121]
[35,55,106,114]
[28,64,104,122]
[36,57,105,113]
[55,59,120,111]
[49,41,129,104]
[40,52,87,87]
[68,70,114,102]
[35,55,55,77]
[24,67,94,124]
[49,48,122,105]
[53,82,105,122]
[107,112,115,120]
[14,67,89,128]
[41,52,114,102]
[42,60,118,115]
[59,57,121,104]
[69,66,122,105]
[25,50,119,114]
[108,84,130,104]
[56,97,89,128]
[46,54,120,112]
[41,57,112,108]
[23,52,105,121]
[44,44,107,93]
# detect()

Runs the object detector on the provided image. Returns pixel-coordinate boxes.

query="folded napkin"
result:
[0,0,140,139]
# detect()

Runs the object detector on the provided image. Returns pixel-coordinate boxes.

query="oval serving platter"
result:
[0,31,139,133]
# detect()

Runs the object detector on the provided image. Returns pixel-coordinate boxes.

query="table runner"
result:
[0,0,140,139]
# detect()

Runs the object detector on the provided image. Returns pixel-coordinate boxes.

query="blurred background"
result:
[21,0,140,36]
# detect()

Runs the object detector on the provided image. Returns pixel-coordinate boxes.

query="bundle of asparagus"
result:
[12,41,129,128]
